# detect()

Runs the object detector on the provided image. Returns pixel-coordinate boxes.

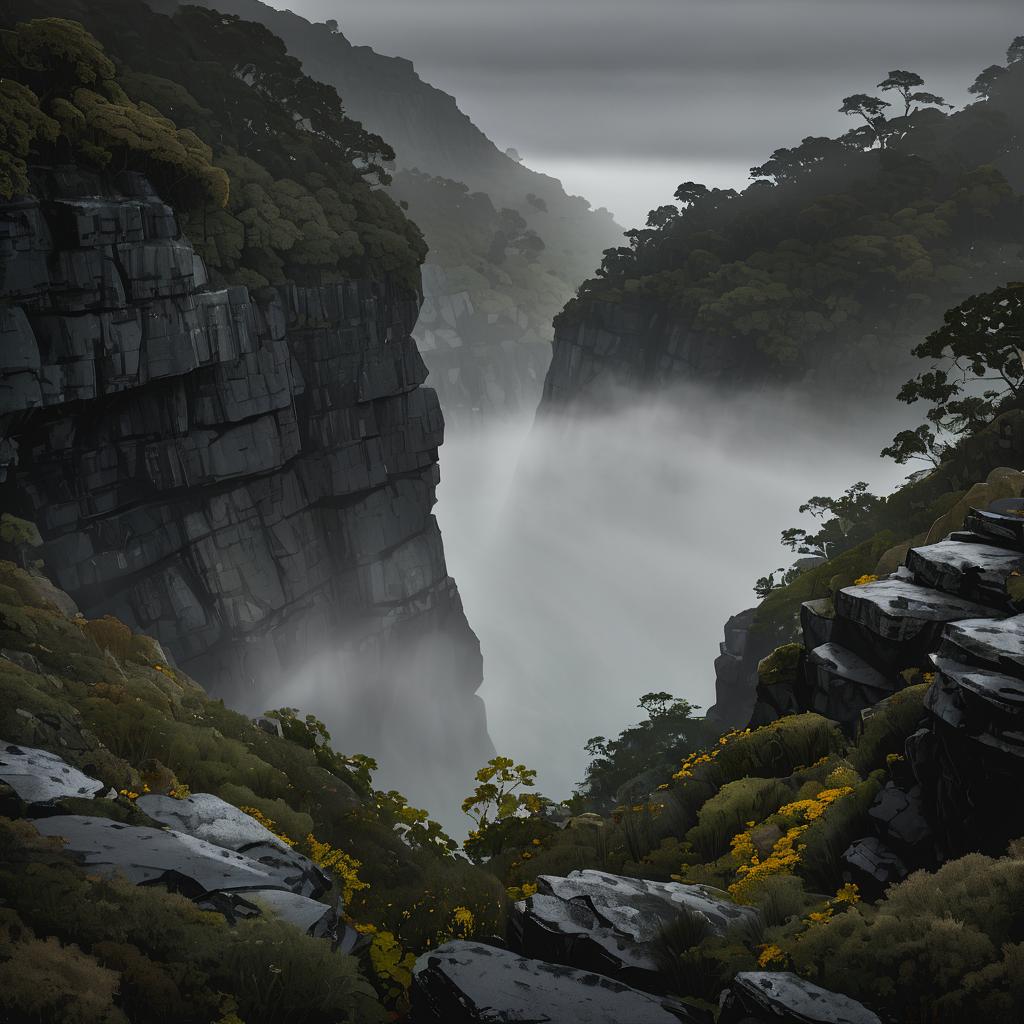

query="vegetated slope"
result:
[0,559,504,1022]
[0,5,493,814]
[541,49,1024,412]
[164,0,624,422]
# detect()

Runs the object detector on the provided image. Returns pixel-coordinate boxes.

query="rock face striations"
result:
[0,169,493,804]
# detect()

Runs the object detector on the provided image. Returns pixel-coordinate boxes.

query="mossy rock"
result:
[757,643,805,687]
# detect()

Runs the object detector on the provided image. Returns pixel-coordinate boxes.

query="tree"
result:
[324,18,338,32]
[839,93,891,147]
[1008,35,1024,64]
[969,65,1007,100]
[525,192,548,213]
[461,756,541,829]
[877,69,949,119]
[779,482,881,558]
[882,284,1024,464]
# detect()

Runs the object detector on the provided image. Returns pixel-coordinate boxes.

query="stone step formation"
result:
[749,497,1024,891]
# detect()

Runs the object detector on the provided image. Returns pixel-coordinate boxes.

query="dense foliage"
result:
[1,0,427,289]
[558,45,1024,391]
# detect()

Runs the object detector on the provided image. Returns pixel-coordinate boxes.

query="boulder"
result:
[842,837,908,894]
[719,972,881,1024]
[0,740,105,806]
[906,538,1024,608]
[510,869,758,990]
[411,940,710,1024]
[34,814,322,898]
[135,792,330,898]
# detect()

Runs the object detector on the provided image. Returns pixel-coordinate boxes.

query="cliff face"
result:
[415,264,551,426]
[0,167,493,805]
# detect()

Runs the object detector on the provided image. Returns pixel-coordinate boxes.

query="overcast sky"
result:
[276,0,1021,225]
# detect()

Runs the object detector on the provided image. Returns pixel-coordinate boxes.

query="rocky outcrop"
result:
[0,169,493,805]
[411,940,711,1024]
[414,264,551,427]
[509,869,759,992]
[718,972,882,1024]
[707,608,774,728]
[0,740,108,807]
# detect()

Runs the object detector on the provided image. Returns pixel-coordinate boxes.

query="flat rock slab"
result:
[720,971,881,1024]
[925,657,1024,759]
[136,792,328,898]
[842,837,909,890]
[0,741,105,805]
[411,941,709,1024]
[835,578,999,642]
[965,507,1024,549]
[941,615,1024,679]
[906,539,1024,605]
[34,815,317,896]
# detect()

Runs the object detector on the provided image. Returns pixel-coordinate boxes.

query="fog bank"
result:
[435,390,912,802]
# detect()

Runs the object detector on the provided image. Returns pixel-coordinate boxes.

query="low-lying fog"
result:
[435,389,913,803]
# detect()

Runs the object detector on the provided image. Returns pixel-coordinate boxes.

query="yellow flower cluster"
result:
[834,882,861,905]
[118,788,139,801]
[239,806,296,847]
[729,824,807,902]
[368,929,416,1004]
[853,574,878,586]
[671,729,749,781]
[776,786,853,825]
[168,782,191,800]
[450,906,474,938]
[506,881,539,900]
[728,786,854,902]
[305,833,369,905]
[757,943,787,968]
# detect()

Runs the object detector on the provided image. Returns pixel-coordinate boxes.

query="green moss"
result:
[757,643,805,686]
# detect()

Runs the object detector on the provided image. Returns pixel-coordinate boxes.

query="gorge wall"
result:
[0,167,493,809]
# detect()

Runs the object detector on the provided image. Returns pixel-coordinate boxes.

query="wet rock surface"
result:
[136,792,330,897]
[0,173,493,800]
[0,740,106,806]
[510,870,759,991]
[719,972,882,1024]
[34,814,325,898]
[411,940,711,1024]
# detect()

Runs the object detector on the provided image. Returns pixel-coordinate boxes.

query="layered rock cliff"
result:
[0,167,493,806]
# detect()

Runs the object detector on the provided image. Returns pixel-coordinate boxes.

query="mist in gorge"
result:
[435,392,913,801]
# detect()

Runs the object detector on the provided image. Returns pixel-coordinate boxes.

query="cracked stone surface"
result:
[411,940,710,1024]
[719,972,881,1024]
[0,740,105,805]
[34,814,324,897]
[0,172,493,803]
[939,615,1024,679]
[136,792,330,898]
[510,870,758,991]
[835,578,999,642]
[906,538,1024,607]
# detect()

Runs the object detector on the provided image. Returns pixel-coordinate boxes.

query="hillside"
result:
[540,48,1024,412]
[167,0,624,423]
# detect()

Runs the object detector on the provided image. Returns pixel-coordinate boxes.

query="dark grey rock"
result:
[906,538,1024,607]
[135,792,330,898]
[0,741,105,805]
[964,505,1024,549]
[867,782,932,849]
[510,870,758,991]
[34,814,322,897]
[719,972,881,1024]
[411,941,709,1024]
[842,837,908,890]
[806,644,893,729]
[801,598,835,650]
[835,579,999,643]
[939,615,1024,680]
